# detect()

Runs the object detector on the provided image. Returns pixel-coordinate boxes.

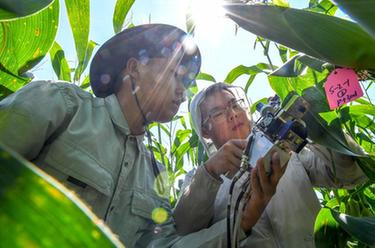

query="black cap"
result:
[90,23,201,97]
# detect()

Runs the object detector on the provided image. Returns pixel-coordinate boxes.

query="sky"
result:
[33,0,310,113]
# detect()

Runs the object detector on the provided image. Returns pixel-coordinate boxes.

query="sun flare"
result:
[183,0,227,35]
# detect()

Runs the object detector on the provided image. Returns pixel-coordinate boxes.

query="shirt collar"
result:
[104,94,147,151]
[104,94,130,135]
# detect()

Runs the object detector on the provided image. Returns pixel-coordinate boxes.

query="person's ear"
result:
[125,57,140,79]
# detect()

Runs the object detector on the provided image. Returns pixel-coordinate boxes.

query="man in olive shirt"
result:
[0,24,202,247]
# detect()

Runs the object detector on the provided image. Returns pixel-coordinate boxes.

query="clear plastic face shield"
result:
[189,83,253,157]
[137,35,201,90]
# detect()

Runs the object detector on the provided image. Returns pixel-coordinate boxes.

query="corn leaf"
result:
[64,0,89,81]
[271,54,326,77]
[0,0,53,20]
[196,72,216,82]
[49,41,71,82]
[113,0,135,34]
[224,63,272,84]
[334,0,375,39]
[224,4,375,70]
[0,143,122,247]
[314,208,349,248]
[331,209,375,246]
[0,0,59,94]
[74,39,97,82]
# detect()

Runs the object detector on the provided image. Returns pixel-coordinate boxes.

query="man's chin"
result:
[152,111,177,123]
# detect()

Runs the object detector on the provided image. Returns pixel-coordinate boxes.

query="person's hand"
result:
[241,152,286,233]
[204,139,247,179]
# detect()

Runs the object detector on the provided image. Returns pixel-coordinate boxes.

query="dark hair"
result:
[90,24,201,97]
[201,83,235,100]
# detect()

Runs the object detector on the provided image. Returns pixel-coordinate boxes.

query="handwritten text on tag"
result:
[324,68,363,110]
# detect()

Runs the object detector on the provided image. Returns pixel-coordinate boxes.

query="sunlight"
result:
[183,0,227,35]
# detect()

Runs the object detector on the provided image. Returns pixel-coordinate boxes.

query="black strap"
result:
[130,76,163,182]
[67,176,87,188]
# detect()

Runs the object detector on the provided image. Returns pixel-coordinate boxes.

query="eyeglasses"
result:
[202,98,247,126]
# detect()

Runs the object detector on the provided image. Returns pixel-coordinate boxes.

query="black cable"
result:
[130,77,162,183]
[227,133,254,248]
[232,174,251,248]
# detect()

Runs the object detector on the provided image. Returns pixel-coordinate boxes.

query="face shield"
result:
[189,83,253,157]
[90,23,201,97]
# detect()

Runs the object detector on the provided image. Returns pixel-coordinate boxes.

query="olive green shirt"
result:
[0,80,233,247]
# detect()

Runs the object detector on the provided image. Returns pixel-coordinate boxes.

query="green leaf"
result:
[172,130,191,152]
[307,0,338,16]
[196,72,216,82]
[49,41,71,82]
[270,66,328,99]
[175,142,191,171]
[334,0,375,39]
[351,115,375,135]
[180,115,187,129]
[224,63,271,84]
[188,131,199,149]
[314,208,349,248]
[224,4,375,70]
[268,76,294,100]
[64,0,89,81]
[357,156,375,181]
[74,39,97,82]
[270,54,306,77]
[349,105,375,118]
[149,122,171,137]
[80,75,90,89]
[356,132,375,153]
[0,67,28,96]
[244,74,256,93]
[272,53,326,77]
[272,0,289,8]
[0,0,59,93]
[298,55,327,73]
[0,0,53,20]
[331,209,375,246]
[113,0,135,34]
[0,84,14,100]
[0,8,17,20]
[0,143,122,247]
[277,44,288,63]
[300,87,367,156]
[251,97,268,114]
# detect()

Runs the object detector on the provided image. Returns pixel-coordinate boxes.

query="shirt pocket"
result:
[125,190,171,247]
[131,190,170,220]
[44,136,114,196]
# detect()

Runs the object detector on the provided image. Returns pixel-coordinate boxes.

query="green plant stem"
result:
[168,121,173,171]
[333,189,341,205]
[361,81,373,105]
[259,39,274,69]
[157,124,166,168]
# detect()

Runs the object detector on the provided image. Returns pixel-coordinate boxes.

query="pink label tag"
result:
[324,68,363,110]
